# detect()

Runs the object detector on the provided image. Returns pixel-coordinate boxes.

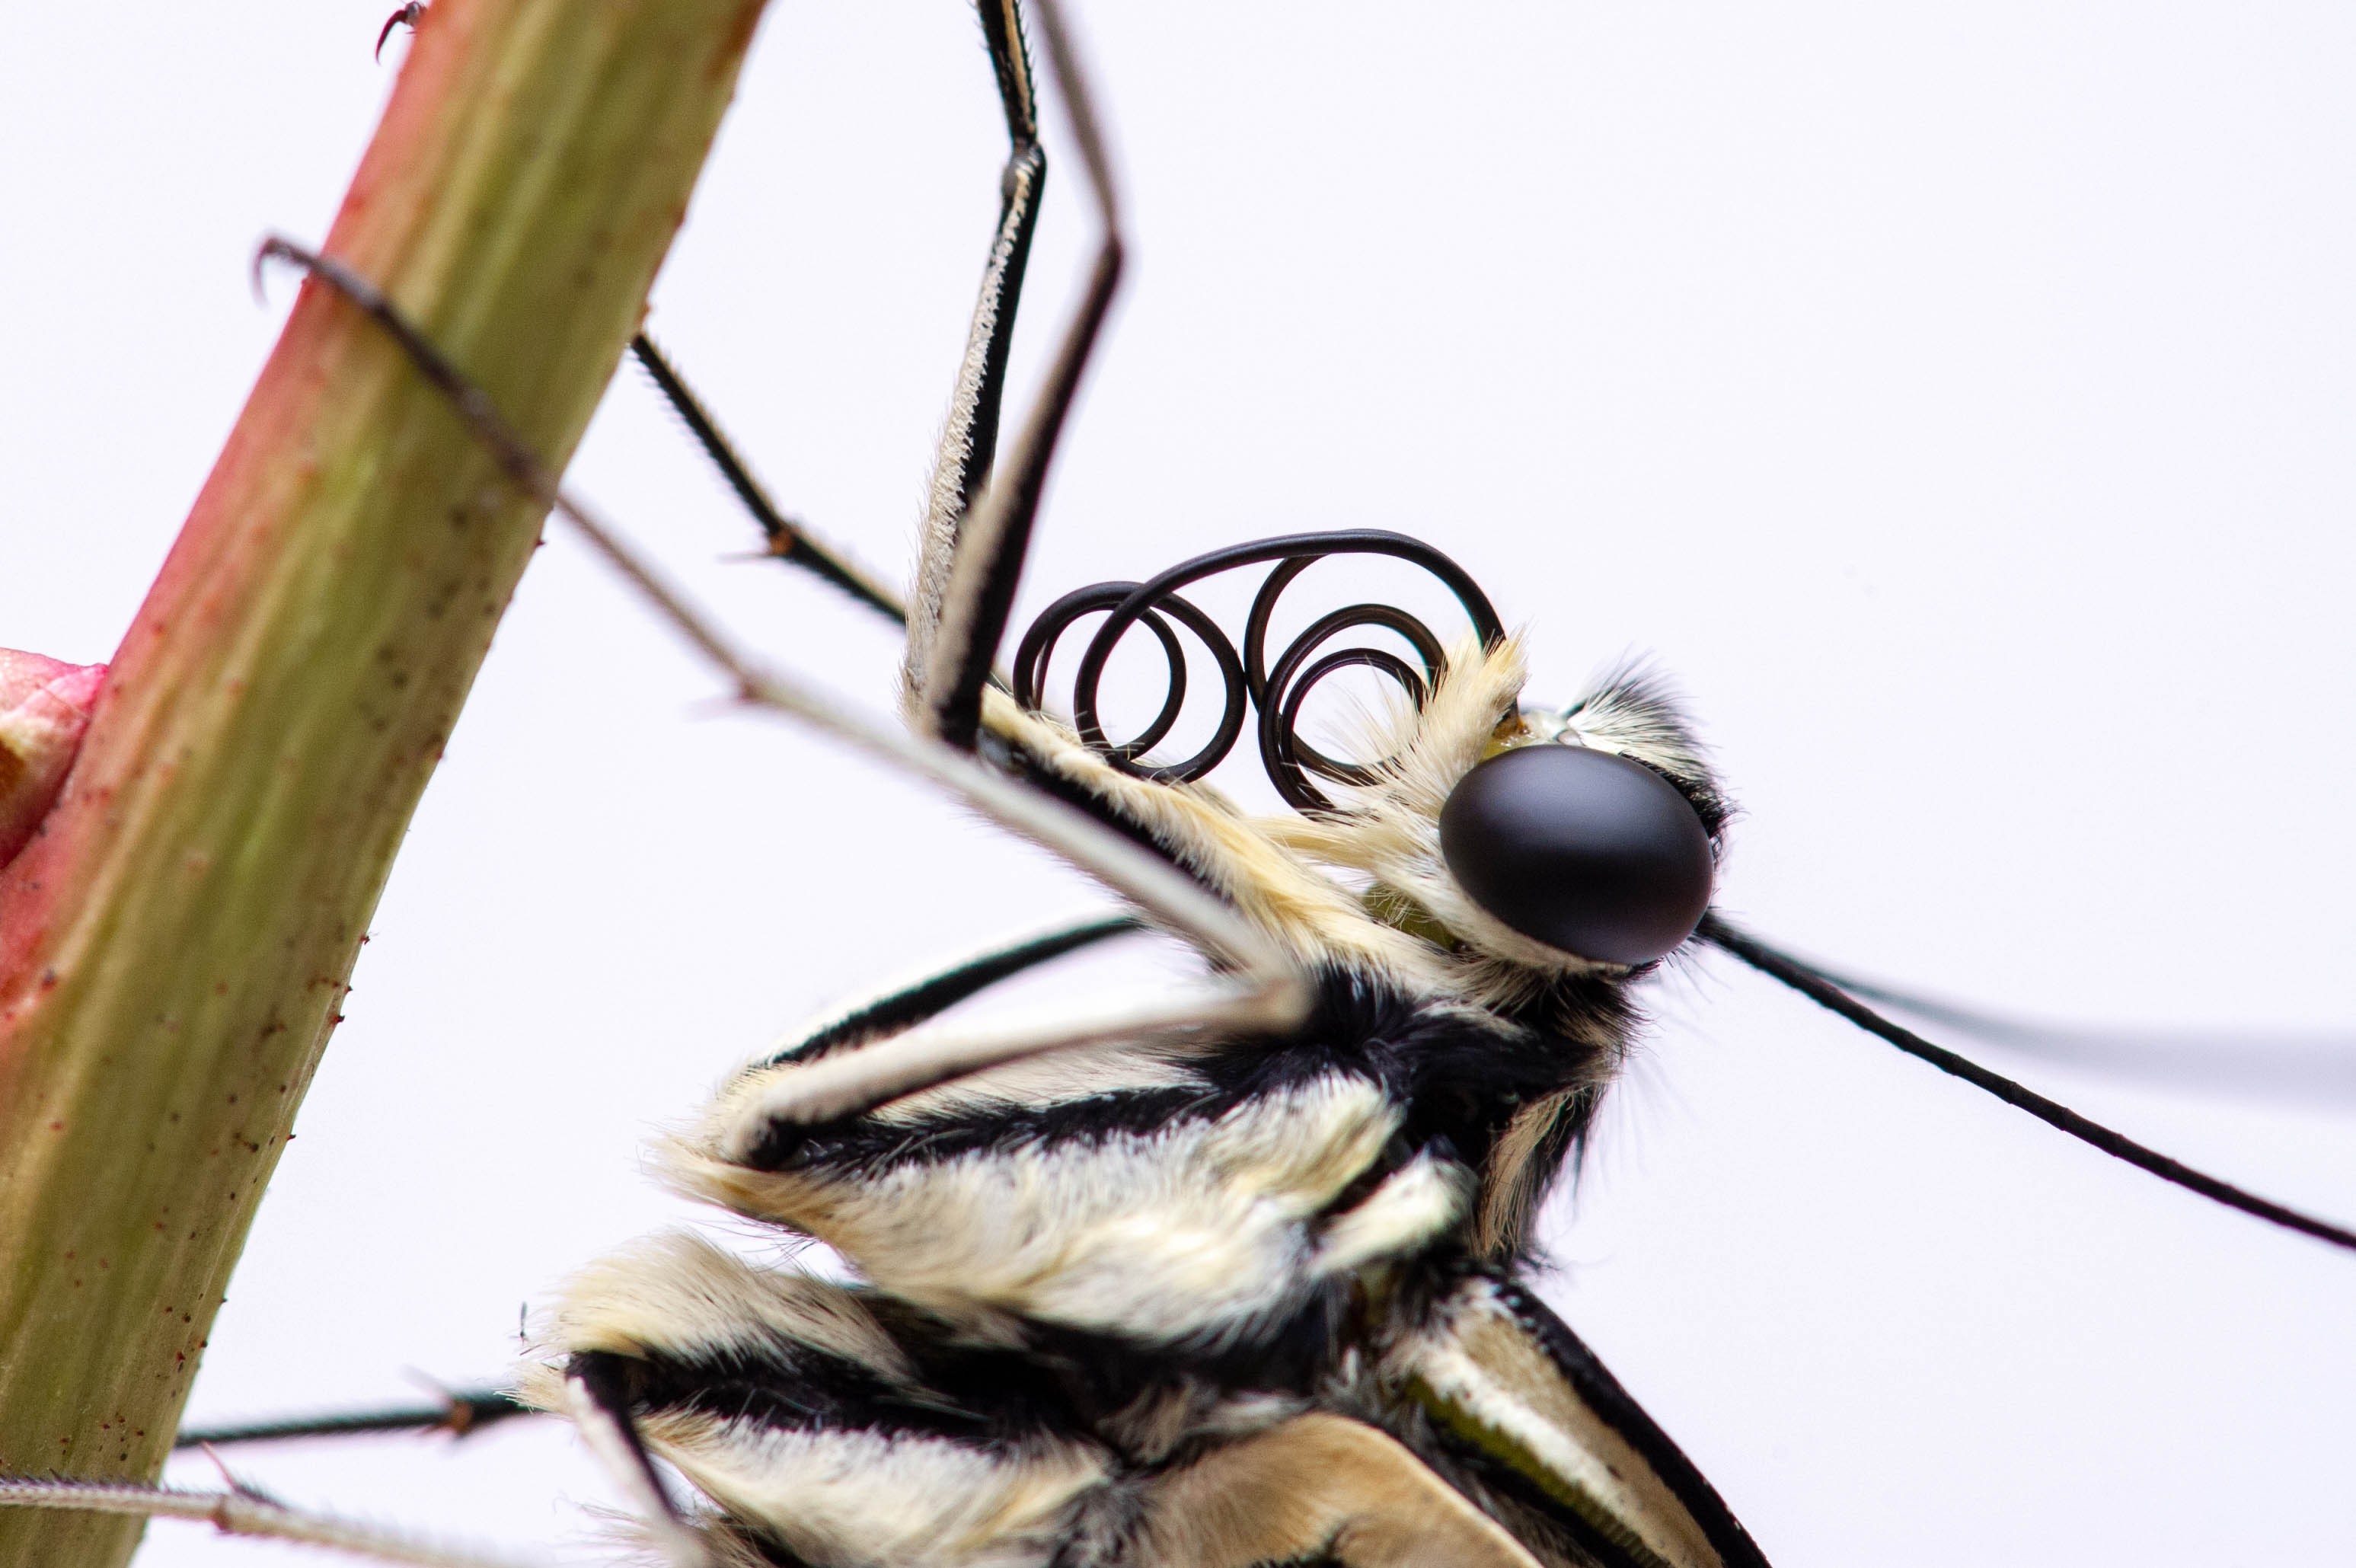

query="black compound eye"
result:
[1438,744,1714,966]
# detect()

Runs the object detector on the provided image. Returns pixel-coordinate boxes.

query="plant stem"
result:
[0,2,769,1561]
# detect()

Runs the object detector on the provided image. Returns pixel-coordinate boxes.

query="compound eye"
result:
[1438,744,1714,965]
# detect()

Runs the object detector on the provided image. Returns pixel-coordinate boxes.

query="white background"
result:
[2,2,2351,1564]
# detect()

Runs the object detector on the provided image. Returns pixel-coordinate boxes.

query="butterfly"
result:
[1,2,2345,1565]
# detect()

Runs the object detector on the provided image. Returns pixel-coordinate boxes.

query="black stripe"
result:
[593,1289,1126,1451]
[749,969,1583,1181]
[589,1333,1063,1448]
[1489,1278,1772,1568]
[767,914,1141,1067]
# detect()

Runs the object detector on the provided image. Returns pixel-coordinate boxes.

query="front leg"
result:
[908,0,1129,755]
[253,232,1315,1134]
[903,0,1061,748]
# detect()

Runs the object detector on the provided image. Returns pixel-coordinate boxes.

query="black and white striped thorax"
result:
[680,963,1627,1365]
[526,948,1751,1568]
[520,641,1749,1567]
[660,641,1730,1358]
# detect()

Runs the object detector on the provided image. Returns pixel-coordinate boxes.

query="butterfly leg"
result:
[627,332,905,621]
[905,0,1122,752]
[614,0,1120,763]
[606,0,1055,629]
[251,3,1316,1127]
[0,1474,531,1568]
[255,230,1307,1119]
[563,1354,715,1568]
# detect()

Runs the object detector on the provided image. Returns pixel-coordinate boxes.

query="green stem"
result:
[0,2,769,1560]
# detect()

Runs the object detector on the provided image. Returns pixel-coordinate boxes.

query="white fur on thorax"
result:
[666,1073,1431,1346]
[978,688,1461,992]
[861,1035,1212,1125]
[522,1230,910,1384]
[1472,1088,1588,1260]
[653,1414,1106,1568]
[519,1237,1110,1568]
[707,1034,1212,1153]
[1313,1152,1473,1277]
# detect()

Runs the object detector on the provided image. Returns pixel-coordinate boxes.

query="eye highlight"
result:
[1438,742,1715,965]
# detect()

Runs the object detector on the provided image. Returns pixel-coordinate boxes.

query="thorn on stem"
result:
[375,4,426,62]
[195,1444,275,1506]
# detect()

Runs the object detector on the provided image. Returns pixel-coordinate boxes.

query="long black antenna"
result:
[1780,960,2356,1105]
[1700,914,2356,1253]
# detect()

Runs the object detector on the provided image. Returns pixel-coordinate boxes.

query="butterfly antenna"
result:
[1699,913,2356,1253]
[1767,956,2356,1104]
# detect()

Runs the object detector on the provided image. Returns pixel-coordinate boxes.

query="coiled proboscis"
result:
[1010,530,1504,812]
